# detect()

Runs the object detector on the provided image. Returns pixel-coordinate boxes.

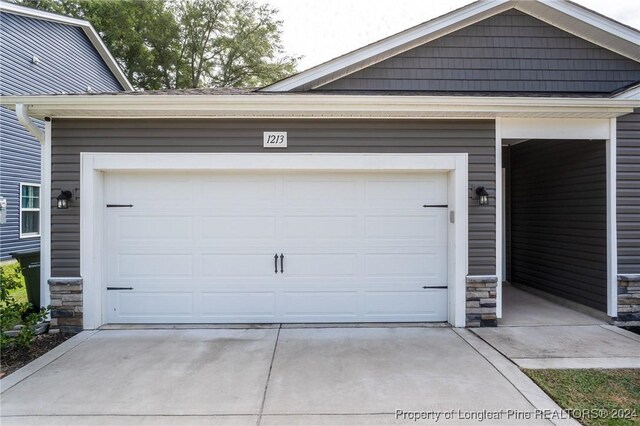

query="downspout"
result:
[16,104,44,143]
[15,103,51,312]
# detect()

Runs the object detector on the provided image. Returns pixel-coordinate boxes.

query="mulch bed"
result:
[622,327,640,336]
[1,333,72,379]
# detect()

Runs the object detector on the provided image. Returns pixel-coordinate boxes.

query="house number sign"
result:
[263,131,287,148]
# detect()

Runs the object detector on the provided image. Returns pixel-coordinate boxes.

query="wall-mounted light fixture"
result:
[475,186,489,206]
[56,190,73,209]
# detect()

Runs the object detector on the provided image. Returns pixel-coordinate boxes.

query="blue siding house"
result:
[0,2,132,260]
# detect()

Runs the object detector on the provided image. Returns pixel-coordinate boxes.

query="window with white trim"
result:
[20,183,40,238]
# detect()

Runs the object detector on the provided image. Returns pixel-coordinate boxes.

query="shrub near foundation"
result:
[1,264,48,350]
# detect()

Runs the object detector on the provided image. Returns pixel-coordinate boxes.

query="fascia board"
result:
[2,95,637,119]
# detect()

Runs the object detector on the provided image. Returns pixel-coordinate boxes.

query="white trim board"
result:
[495,118,503,318]
[0,1,133,91]
[501,118,611,140]
[615,85,640,100]
[79,153,469,329]
[607,118,618,317]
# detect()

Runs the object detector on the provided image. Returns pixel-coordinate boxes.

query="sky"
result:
[268,0,640,70]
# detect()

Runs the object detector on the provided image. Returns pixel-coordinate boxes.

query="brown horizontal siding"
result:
[51,119,496,277]
[510,140,607,311]
[617,109,640,275]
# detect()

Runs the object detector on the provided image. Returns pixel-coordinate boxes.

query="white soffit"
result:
[0,1,133,91]
[262,0,640,92]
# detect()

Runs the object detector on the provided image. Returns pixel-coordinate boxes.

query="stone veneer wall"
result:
[466,276,498,327]
[48,278,83,334]
[617,275,640,326]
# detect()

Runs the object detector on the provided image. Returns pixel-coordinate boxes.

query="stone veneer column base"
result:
[466,275,498,327]
[48,278,83,334]
[616,275,640,326]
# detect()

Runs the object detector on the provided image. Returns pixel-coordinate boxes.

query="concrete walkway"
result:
[499,286,606,327]
[473,287,640,369]
[0,327,576,426]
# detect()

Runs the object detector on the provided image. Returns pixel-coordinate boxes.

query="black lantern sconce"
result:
[56,190,73,209]
[475,186,490,206]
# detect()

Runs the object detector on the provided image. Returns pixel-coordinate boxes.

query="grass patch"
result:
[1,262,28,305]
[525,369,640,426]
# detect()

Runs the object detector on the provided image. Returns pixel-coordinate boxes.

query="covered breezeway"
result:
[502,138,608,320]
[496,118,618,324]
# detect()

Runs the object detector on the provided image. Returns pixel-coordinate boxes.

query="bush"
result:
[1,265,48,350]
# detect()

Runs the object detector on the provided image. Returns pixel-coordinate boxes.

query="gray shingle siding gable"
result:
[617,109,640,275]
[0,107,41,259]
[315,10,640,94]
[0,12,123,94]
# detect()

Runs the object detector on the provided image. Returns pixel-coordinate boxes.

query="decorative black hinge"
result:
[106,204,134,208]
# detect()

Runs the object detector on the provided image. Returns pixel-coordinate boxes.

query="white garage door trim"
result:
[80,153,469,329]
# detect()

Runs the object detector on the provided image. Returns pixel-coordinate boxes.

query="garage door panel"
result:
[365,251,447,281]
[364,289,448,320]
[201,254,277,277]
[105,171,449,324]
[201,216,277,239]
[281,292,358,316]
[365,212,447,240]
[117,254,193,279]
[283,179,358,208]
[110,292,193,319]
[108,175,193,206]
[200,179,278,207]
[282,215,358,239]
[200,292,276,317]
[365,175,447,207]
[283,253,359,277]
[115,215,193,241]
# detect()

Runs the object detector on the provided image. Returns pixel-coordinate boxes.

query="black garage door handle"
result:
[274,253,278,274]
[280,253,284,274]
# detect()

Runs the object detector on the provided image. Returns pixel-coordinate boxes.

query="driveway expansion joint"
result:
[257,324,281,426]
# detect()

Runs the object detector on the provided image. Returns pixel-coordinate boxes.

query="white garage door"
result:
[105,171,449,323]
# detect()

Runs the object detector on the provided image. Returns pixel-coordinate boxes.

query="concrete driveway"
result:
[0,327,573,425]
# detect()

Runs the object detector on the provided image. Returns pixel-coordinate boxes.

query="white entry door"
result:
[105,171,449,323]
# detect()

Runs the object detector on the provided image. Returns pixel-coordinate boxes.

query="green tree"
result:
[174,0,297,88]
[14,0,298,90]
[173,0,229,88]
